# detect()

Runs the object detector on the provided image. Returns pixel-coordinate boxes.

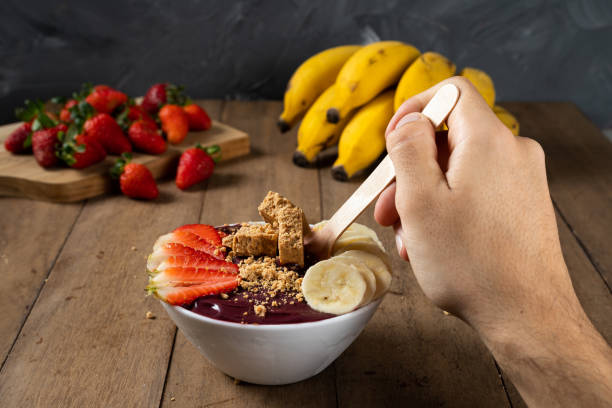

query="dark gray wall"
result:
[1,0,611,127]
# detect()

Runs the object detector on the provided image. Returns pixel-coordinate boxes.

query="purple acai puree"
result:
[186,290,335,324]
[182,224,335,325]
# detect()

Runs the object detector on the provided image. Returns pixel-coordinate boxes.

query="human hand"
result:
[374,77,612,406]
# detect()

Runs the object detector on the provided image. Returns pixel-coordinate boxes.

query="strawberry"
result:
[128,120,166,154]
[141,83,187,114]
[175,145,220,190]
[127,105,155,124]
[116,104,155,132]
[59,99,78,123]
[31,124,67,168]
[148,278,239,306]
[183,104,212,131]
[15,99,58,131]
[4,122,32,153]
[141,83,167,114]
[111,153,158,199]
[84,113,132,155]
[85,85,128,114]
[159,104,189,144]
[58,126,107,169]
[70,134,107,168]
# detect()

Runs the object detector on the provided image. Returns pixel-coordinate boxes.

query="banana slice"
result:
[302,258,367,314]
[334,254,377,306]
[336,250,391,299]
[333,239,390,269]
[312,221,390,268]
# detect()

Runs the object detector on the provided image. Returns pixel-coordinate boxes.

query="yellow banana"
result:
[278,45,361,133]
[331,90,395,180]
[493,105,520,135]
[461,67,495,107]
[394,51,456,111]
[326,41,420,124]
[293,84,354,166]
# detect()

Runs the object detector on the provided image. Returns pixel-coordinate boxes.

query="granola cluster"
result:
[219,191,311,320]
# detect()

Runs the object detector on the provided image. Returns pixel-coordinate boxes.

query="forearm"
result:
[480,303,612,407]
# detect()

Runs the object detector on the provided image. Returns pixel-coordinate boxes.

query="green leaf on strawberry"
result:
[15,99,44,122]
[166,84,188,106]
[72,82,93,101]
[110,152,133,179]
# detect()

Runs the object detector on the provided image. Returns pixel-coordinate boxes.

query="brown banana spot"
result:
[368,57,376,65]
[350,82,358,92]
[378,49,385,55]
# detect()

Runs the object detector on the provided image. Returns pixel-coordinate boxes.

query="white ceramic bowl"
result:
[161,297,383,385]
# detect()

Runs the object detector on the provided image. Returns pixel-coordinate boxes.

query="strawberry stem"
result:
[110,152,132,178]
[196,143,222,163]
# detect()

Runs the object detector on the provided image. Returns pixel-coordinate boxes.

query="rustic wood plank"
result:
[502,102,612,288]
[0,199,82,364]
[0,100,223,408]
[318,170,509,407]
[502,210,612,408]
[160,100,336,407]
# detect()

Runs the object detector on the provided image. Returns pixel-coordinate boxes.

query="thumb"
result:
[386,112,447,207]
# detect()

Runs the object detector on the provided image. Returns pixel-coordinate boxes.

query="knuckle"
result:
[522,137,545,161]
[386,119,432,151]
[447,76,475,93]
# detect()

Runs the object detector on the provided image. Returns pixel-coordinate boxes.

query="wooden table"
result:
[0,101,610,407]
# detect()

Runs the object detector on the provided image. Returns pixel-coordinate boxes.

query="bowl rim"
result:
[164,296,383,331]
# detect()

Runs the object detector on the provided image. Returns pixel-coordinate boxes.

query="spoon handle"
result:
[321,155,396,248]
[309,83,460,257]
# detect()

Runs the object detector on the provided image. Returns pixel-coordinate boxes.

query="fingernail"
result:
[394,227,404,255]
[395,112,421,130]
[395,233,403,255]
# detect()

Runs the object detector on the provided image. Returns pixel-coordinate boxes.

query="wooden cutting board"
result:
[0,120,249,202]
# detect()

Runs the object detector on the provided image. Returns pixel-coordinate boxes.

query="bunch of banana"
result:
[394,51,456,111]
[282,41,519,179]
[293,84,354,166]
[277,45,361,132]
[302,223,392,314]
[493,105,520,135]
[331,89,395,180]
[326,41,420,123]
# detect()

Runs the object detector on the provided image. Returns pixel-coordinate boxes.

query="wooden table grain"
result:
[0,100,610,407]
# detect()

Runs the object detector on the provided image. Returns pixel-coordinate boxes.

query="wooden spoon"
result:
[304,83,460,260]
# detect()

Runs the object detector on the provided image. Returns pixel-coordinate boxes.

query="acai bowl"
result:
[147,192,391,385]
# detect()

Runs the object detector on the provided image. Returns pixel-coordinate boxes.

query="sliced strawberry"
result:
[150,278,239,306]
[150,262,238,286]
[171,231,223,260]
[147,241,236,273]
[173,224,222,246]
[152,225,224,260]
[163,252,237,273]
